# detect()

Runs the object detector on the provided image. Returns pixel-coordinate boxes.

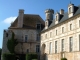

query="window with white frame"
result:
[36,45,40,53]
[61,39,64,52]
[62,27,64,33]
[70,24,72,30]
[25,35,28,42]
[49,42,52,54]
[55,41,57,53]
[69,37,73,52]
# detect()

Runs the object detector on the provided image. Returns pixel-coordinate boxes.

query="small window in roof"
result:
[37,24,41,30]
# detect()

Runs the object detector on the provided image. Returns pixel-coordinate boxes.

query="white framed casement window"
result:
[69,37,73,52]
[25,35,28,42]
[61,39,64,52]
[49,42,52,54]
[55,41,57,53]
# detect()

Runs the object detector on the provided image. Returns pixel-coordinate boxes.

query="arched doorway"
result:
[41,44,46,60]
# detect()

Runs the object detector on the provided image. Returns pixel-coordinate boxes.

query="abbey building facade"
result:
[40,3,80,60]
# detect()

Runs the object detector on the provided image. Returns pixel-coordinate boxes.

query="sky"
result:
[0,0,80,48]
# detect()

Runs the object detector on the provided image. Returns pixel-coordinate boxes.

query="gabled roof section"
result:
[42,5,80,32]
[9,14,45,29]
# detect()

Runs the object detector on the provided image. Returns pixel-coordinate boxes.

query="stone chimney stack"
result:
[60,9,64,15]
[18,9,24,28]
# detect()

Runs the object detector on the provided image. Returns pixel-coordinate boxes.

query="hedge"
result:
[2,53,15,60]
[26,53,38,60]
[61,58,67,60]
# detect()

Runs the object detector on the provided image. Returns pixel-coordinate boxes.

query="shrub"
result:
[61,58,67,60]
[26,53,38,60]
[2,53,15,60]
[32,59,37,60]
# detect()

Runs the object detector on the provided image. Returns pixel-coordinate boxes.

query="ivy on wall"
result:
[7,32,18,53]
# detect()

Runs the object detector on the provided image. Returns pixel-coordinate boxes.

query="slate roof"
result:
[42,5,80,32]
[9,14,45,29]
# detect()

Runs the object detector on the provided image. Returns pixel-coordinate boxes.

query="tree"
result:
[7,32,18,53]
[0,48,2,60]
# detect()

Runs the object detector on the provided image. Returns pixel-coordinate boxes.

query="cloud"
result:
[3,17,17,24]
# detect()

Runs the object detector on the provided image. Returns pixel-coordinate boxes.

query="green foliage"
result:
[61,58,67,60]
[7,32,18,53]
[0,48,2,60]
[26,53,38,60]
[2,53,15,60]
[32,59,37,60]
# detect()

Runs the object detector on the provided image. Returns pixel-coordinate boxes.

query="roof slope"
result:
[9,14,45,29]
[42,5,80,32]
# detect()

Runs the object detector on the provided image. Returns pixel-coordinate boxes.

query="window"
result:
[25,35,28,42]
[49,42,52,54]
[62,27,64,33]
[36,45,40,53]
[55,41,57,53]
[56,30,57,35]
[45,34,47,39]
[37,24,41,30]
[79,34,80,51]
[61,39,64,52]
[36,34,40,41]
[69,37,73,52]
[6,33,8,37]
[50,32,52,37]
[70,24,72,30]
[56,16,57,20]
[69,7,71,13]
[26,49,29,53]
[79,20,80,27]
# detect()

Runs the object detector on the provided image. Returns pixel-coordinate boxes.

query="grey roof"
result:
[42,5,80,32]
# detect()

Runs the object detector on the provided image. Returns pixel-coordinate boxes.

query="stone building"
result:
[2,9,45,59]
[41,3,80,60]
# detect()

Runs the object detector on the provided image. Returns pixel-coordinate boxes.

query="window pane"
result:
[25,35,28,42]
[55,41,57,53]
[69,37,73,52]
[49,42,52,54]
[37,24,41,30]
[62,39,64,52]
[36,45,40,53]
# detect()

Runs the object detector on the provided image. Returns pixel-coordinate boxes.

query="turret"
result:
[45,9,54,29]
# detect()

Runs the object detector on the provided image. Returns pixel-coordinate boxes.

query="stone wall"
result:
[41,15,80,60]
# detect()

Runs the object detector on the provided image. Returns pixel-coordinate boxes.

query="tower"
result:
[45,9,54,29]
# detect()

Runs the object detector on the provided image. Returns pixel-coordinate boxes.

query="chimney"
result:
[18,9,24,28]
[60,9,64,15]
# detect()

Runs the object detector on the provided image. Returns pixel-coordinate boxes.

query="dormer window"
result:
[56,16,57,21]
[69,7,71,14]
[37,24,41,30]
